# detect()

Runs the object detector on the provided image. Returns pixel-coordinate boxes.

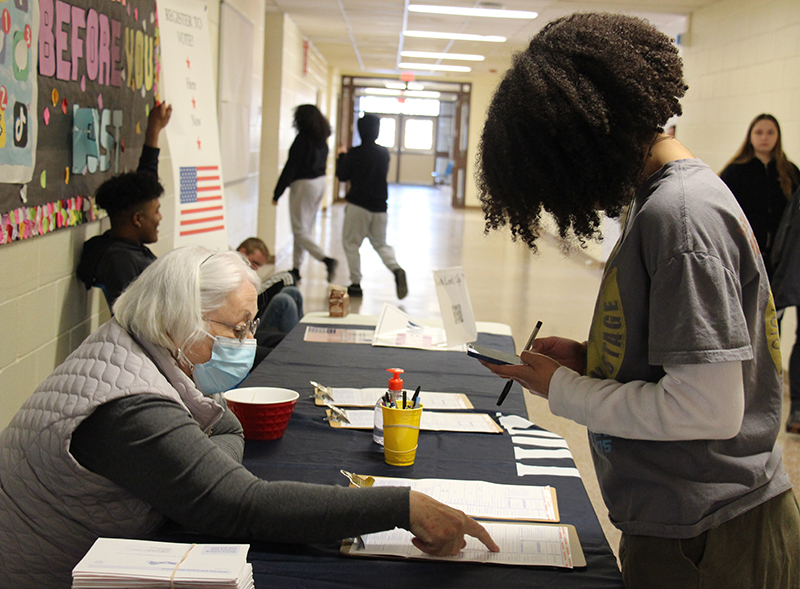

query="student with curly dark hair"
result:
[273,104,338,283]
[77,102,171,307]
[477,13,799,588]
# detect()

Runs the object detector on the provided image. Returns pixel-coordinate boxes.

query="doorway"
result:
[337,77,471,207]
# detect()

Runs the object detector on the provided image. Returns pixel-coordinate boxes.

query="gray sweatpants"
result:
[342,202,399,284]
[289,177,327,268]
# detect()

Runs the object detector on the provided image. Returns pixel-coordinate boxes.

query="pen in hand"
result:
[496,380,513,407]
[496,320,543,406]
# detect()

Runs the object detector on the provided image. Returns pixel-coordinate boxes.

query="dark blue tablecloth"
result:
[235,322,623,588]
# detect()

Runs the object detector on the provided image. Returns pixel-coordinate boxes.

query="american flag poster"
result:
[178,165,225,237]
[159,0,228,250]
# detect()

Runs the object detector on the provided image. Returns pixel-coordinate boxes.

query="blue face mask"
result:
[193,337,257,396]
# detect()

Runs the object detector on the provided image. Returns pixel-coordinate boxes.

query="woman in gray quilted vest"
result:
[0,246,497,588]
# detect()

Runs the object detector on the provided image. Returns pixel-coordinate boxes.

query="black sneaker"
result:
[787,410,800,434]
[347,284,363,297]
[323,257,338,283]
[289,268,301,283]
[394,268,408,300]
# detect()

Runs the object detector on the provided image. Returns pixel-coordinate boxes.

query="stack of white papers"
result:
[72,538,253,589]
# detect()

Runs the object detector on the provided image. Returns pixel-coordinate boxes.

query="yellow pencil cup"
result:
[382,404,423,466]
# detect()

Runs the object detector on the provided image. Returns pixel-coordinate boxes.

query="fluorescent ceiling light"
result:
[409,4,538,19]
[404,30,506,42]
[405,90,441,98]
[399,62,472,72]
[385,81,428,91]
[364,87,440,98]
[364,88,402,96]
[401,50,484,61]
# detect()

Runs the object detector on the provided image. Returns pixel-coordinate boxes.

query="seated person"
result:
[76,102,172,307]
[0,246,498,588]
[237,237,303,334]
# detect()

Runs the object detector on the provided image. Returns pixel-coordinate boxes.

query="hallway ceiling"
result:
[264,0,720,79]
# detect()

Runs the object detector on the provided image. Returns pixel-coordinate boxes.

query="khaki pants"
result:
[620,490,800,589]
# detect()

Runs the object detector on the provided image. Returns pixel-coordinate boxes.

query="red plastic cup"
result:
[223,387,299,440]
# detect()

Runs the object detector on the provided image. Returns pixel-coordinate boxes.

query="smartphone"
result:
[466,343,523,366]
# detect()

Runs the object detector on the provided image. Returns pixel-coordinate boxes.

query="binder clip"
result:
[340,471,373,552]
[323,401,350,424]
[310,380,334,402]
[340,470,375,488]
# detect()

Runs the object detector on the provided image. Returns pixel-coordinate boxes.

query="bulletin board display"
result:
[0,0,159,245]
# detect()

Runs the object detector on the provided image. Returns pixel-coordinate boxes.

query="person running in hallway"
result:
[76,102,172,307]
[273,104,338,283]
[720,114,799,280]
[476,13,799,588]
[336,114,407,299]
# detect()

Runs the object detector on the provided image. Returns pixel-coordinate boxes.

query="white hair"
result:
[114,246,260,355]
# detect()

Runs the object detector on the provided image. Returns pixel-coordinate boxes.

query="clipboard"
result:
[344,474,559,523]
[325,409,503,434]
[313,389,474,410]
[340,522,586,568]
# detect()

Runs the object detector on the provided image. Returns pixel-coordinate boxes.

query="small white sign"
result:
[433,267,477,347]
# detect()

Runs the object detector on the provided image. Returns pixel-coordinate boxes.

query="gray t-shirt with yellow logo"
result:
[587,158,790,538]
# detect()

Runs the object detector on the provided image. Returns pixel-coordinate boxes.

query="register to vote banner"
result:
[157,0,227,249]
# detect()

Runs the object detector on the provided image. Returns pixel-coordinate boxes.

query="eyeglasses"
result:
[206,317,260,342]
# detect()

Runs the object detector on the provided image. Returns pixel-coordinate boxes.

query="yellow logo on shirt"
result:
[765,290,782,375]
[587,267,626,379]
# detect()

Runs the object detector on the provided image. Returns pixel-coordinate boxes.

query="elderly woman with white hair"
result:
[0,246,498,589]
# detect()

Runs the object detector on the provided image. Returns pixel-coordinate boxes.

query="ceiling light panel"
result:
[403,30,506,42]
[399,62,472,72]
[408,5,538,19]
[401,50,485,61]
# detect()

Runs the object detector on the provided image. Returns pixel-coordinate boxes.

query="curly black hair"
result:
[477,13,687,251]
[294,104,332,143]
[94,171,164,218]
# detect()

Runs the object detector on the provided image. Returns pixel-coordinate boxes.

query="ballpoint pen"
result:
[497,321,543,406]
[411,385,421,408]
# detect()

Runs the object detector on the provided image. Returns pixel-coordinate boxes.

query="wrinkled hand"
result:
[145,101,172,147]
[409,491,499,556]
[530,337,587,374]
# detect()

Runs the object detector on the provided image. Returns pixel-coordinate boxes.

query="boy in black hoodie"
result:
[336,114,407,299]
[76,102,171,308]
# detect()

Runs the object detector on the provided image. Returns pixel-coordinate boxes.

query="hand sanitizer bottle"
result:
[373,368,404,445]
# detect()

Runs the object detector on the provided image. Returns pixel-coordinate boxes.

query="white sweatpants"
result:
[342,202,399,284]
[289,177,327,268]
